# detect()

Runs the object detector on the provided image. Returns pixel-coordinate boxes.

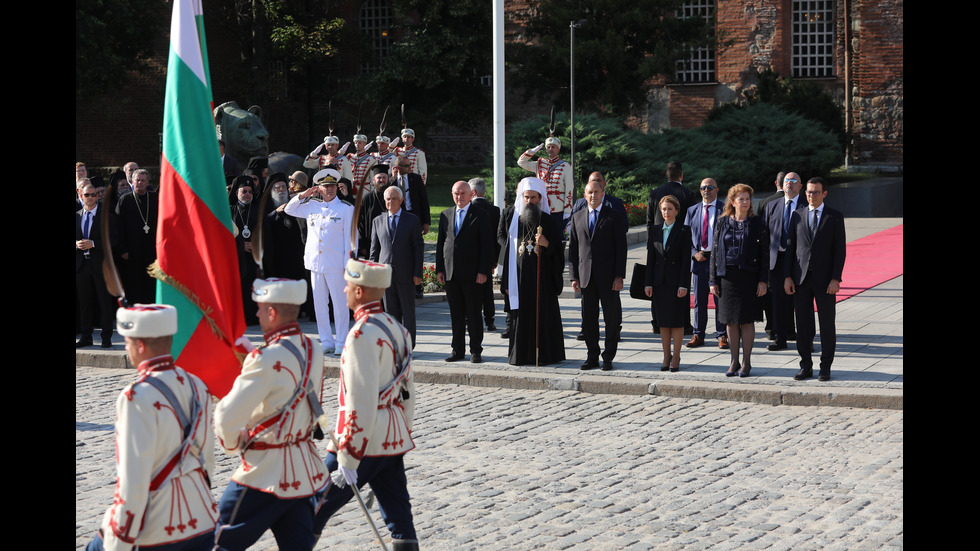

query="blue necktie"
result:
[810,210,818,237]
[83,211,92,240]
[455,209,463,235]
[589,210,597,235]
[781,199,792,249]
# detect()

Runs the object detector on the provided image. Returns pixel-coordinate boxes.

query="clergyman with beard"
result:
[500,177,566,366]
[262,172,307,282]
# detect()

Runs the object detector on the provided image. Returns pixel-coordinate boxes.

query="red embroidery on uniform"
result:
[273,361,285,372]
[353,329,363,339]
[124,388,135,400]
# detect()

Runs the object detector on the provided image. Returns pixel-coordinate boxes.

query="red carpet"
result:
[835,224,903,302]
[692,223,903,308]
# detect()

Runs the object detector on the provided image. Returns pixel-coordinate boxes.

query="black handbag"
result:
[629,263,652,301]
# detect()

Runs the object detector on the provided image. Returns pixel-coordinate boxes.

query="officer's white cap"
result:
[251,278,308,305]
[313,168,341,186]
[116,304,178,338]
[323,135,340,144]
[344,258,392,289]
[400,128,415,138]
[353,134,369,143]
[375,135,391,143]
[545,136,561,148]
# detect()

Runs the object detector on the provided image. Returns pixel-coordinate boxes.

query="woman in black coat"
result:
[644,195,692,372]
[710,183,769,377]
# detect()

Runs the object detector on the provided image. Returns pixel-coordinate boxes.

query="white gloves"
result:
[390,137,401,148]
[339,141,351,155]
[331,466,358,488]
[527,142,545,155]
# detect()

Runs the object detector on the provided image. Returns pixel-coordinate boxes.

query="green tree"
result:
[76,0,167,100]
[341,0,493,130]
[510,0,725,116]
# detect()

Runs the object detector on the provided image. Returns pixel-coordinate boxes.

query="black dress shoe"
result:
[580,359,599,371]
[444,353,465,362]
[101,339,113,349]
[576,331,586,341]
[486,323,496,332]
[767,342,787,351]
[818,370,831,381]
[76,338,94,348]
[793,368,813,380]
[500,331,511,339]
[470,353,483,364]
[601,361,614,371]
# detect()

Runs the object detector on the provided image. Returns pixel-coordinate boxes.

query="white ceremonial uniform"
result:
[214,323,328,497]
[303,151,354,183]
[372,149,399,168]
[518,153,575,215]
[98,356,216,551]
[285,194,355,350]
[328,301,415,469]
[347,151,377,194]
[394,145,427,185]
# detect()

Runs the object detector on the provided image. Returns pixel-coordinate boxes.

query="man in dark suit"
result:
[468,178,501,332]
[571,171,627,341]
[647,161,697,228]
[785,177,846,382]
[684,178,726,349]
[220,139,241,181]
[763,171,802,351]
[436,181,492,363]
[391,158,431,233]
[76,181,117,348]
[391,158,431,299]
[569,180,627,370]
[371,186,425,347]
[758,171,787,340]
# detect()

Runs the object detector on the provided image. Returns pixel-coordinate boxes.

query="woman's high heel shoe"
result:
[726,361,740,377]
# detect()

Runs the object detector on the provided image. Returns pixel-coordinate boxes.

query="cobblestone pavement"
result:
[77,368,903,550]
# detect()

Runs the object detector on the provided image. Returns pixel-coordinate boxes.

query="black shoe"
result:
[725,361,740,377]
[470,353,483,364]
[794,368,813,380]
[818,370,831,381]
[415,290,424,299]
[445,353,465,362]
[76,338,93,348]
[500,331,511,339]
[787,333,797,341]
[601,361,614,371]
[767,341,787,351]
[101,339,113,349]
[486,323,496,332]
[738,364,751,378]
[580,359,599,371]
[576,331,586,341]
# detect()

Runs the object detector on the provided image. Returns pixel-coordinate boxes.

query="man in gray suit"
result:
[371,186,425,347]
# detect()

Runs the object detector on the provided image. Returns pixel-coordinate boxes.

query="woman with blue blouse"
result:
[644,195,692,372]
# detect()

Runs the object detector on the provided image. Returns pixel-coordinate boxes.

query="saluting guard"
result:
[86,304,217,551]
[213,278,329,551]
[312,258,419,551]
[304,135,354,183]
[517,124,574,234]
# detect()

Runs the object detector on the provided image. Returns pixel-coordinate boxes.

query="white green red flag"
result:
[153,0,245,397]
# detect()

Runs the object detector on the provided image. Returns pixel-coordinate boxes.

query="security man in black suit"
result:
[436,181,492,363]
[784,177,846,381]
[569,180,627,370]
[468,177,501,332]
[76,181,118,348]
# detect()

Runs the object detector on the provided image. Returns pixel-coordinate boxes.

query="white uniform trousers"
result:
[311,269,349,351]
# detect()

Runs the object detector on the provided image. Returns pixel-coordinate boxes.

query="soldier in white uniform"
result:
[518,136,575,234]
[284,168,355,356]
[303,135,354,183]
[372,133,400,168]
[213,278,328,551]
[87,304,216,551]
[312,258,419,551]
[346,132,377,194]
[394,128,427,185]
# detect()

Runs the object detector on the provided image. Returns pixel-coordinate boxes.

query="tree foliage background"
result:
[510,0,723,116]
[76,0,167,100]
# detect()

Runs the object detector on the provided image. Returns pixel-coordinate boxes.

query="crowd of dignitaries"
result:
[78,150,844,382]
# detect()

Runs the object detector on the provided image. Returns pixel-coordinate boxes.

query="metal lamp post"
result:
[569,19,587,184]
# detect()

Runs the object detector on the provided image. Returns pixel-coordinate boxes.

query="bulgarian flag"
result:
[152,0,246,397]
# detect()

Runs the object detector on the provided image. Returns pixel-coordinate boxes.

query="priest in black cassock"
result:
[231,175,261,325]
[501,177,566,366]
[114,169,158,304]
